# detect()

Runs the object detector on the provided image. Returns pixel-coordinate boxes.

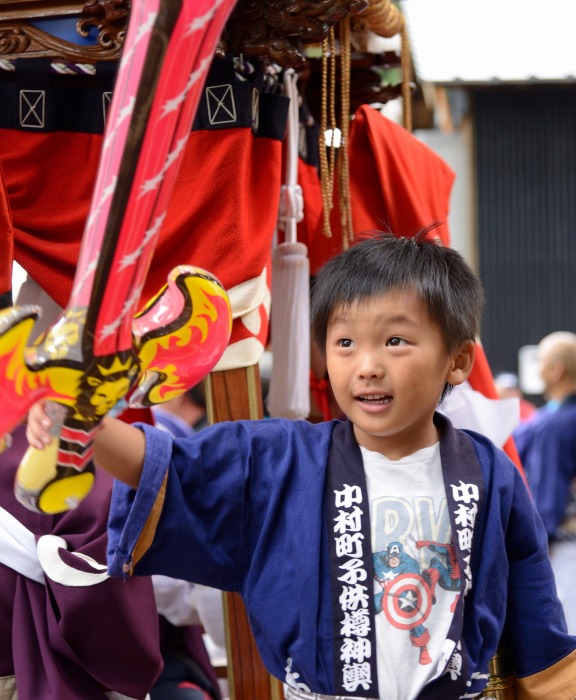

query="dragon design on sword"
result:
[0,0,237,514]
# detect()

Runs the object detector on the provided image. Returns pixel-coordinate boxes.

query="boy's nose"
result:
[357,353,384,380]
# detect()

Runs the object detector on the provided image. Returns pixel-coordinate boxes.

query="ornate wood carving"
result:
[0,0,384,67]
[0,0,128,60]
[0,22,121,59]
[223,0,370,67]
[77,0,128,52]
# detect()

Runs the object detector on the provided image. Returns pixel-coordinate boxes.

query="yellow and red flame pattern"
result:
[0,266,231,514]
[132,266,232,406]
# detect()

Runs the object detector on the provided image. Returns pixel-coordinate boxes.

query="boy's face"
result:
[325,288,469,459]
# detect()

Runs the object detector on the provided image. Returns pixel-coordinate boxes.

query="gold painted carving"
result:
[223,0,369,67]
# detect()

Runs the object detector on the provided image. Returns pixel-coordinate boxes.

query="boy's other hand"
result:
[0,433,12,453]
[26,401,53,450]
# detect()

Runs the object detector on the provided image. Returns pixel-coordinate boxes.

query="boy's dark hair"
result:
[310,227,485,355]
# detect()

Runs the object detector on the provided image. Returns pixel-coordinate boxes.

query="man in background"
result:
[519,331,576,634]
[152,384,208,438]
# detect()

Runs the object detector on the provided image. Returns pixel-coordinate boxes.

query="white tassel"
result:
[267,69,310,419]
[267,242,310,419]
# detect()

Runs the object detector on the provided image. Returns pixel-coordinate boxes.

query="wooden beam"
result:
[0,0,85,22]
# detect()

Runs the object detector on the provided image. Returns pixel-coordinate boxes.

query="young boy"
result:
[27,232,576,699]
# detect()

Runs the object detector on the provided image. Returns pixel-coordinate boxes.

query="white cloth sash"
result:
[284,686,378,700]
[0,507,110,586]
[0,507,45,584]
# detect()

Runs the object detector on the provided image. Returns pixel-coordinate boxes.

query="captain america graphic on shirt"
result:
[373,540,462,665]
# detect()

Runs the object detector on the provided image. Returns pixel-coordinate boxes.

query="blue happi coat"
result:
[521,396,576,539]
[107,414,576,699]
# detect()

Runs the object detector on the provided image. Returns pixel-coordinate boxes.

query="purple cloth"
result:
[0,424,162,699]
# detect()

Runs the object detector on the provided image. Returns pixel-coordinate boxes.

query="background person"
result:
[518,331,576,634]
[494,371,536,423]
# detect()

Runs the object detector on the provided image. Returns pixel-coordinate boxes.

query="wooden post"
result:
[205,365,284,700]
[478,645,517,699]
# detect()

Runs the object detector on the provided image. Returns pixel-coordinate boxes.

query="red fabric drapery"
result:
[0,125,283,353]
[298,104,455,275]
[0,161,14,299]
[298,105,522,470]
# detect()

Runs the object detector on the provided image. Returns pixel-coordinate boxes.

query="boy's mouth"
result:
[356,394,392,404]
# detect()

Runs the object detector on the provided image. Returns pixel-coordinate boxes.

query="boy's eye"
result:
[338,338,353,348]
[387,337,406,347]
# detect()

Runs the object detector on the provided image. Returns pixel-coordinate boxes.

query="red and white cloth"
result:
[0,81,286,370]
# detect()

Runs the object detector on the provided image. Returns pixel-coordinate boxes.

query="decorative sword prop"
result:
[0,0,237,513]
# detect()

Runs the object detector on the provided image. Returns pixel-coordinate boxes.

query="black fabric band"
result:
[0,290,13,309]
[326,420,379,697]
[0,56,288,140]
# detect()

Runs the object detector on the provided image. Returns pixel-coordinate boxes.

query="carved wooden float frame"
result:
[0,0,128,61]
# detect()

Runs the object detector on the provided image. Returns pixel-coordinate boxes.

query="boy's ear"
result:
[446,340,475,386]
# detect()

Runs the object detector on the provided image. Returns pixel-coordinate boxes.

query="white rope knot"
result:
[278,183,304,226]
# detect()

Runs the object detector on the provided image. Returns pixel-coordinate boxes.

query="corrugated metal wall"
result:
[474,87,576,381]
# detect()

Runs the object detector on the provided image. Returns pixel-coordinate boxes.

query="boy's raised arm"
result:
[26,401,145,490]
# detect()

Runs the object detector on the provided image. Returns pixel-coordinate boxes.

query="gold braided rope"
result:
[400,23,413,132]
[364,0,390,22]
[328,27,338,235]
[370,2,404,37]
[338,16,353,249]
[328,26,337,215]
[360,0,411,131]
[319,27,336,238]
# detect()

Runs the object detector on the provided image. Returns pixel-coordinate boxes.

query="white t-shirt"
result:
[361,442,460,700]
